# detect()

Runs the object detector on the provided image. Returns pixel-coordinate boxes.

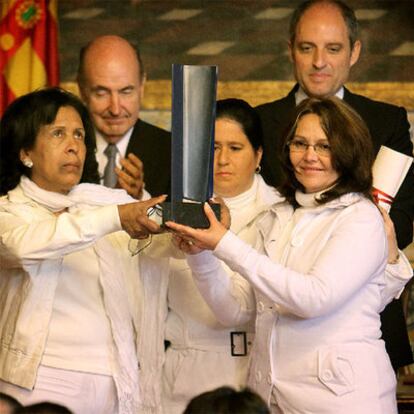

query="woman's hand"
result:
[172,234,204,255]
[166,202,228,251]
[379,206,400,264]
[118,195,167,239]
[211,197,231,229]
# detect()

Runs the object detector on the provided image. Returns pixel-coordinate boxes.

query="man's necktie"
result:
[103,144,118,188]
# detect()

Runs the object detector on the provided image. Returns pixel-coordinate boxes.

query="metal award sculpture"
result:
[162,64,220,228]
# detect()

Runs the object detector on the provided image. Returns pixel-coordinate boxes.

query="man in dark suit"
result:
[256,0,414,370]
[77,35,170,198]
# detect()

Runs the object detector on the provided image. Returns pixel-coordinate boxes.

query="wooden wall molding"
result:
[61,81,414,111]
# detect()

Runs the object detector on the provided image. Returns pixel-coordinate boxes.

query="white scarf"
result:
[19,176,141,414]
[20,175,135,212]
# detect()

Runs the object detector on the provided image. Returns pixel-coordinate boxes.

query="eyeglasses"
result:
[287,139,331,156]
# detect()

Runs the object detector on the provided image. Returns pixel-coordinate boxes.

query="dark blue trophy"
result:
[161,64,220,228]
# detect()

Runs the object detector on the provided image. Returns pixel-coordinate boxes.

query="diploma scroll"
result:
[372,146,413,212]
[162,64,220,228]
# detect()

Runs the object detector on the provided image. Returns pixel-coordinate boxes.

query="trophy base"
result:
[161,201,221,229]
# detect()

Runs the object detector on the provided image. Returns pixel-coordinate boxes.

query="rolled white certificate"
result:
[372,146,413,212]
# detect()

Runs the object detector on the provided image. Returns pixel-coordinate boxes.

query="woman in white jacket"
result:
[0,88,165,414]
[162,99,282,414]
[166,97,413,414]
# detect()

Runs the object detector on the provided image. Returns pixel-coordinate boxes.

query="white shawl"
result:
[19,176,141,414]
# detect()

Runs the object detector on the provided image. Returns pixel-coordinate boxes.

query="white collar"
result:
[95,127,134,158]
[295,189,364,209]
[219,175,259,210]
[295,86,344,106]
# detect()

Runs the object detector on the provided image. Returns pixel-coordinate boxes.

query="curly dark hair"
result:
[278,96,374,205]
[0,87,99,195]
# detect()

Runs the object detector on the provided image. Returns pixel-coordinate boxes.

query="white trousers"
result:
[0,365,118,414]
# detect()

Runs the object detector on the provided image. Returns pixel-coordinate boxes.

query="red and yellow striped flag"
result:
[0,0,59,116]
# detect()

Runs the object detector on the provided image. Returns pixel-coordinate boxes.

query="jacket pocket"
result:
[318,346,355,396]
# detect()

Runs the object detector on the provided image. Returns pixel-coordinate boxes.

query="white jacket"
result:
[162,175,282,413]
[0,185,123,388]
[187,192,412,414]
[0,184,169,414]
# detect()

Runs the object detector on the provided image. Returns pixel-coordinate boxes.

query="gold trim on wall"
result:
[61,81,414,111]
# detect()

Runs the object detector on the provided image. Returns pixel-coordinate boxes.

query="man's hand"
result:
[118,195,166,239]
[116,153,145,199]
